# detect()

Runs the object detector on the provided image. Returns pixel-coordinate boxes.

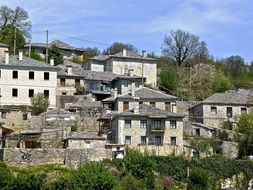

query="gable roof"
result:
[118,87,177,100]
[67,131,105,140]
[0,42,8,47]
[202,89,253,105]
[0,55,59,71]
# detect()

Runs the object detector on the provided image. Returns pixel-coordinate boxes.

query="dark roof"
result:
[0,55,59,71]
[201,89,253,105]
[100,104,183,120]
[0,42,8,47]
[67,131,105,140]
[118,87,177,100]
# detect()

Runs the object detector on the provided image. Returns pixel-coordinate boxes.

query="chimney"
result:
[123,49,127,57]
[134,105,139,114]
[66,66,72,75]
[111,88,118,98]
[18,49,23,61]
[142,50,147,58]
[50,58,54,66]
[4,51,9,64]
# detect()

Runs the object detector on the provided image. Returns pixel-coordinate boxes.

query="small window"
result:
[155,136,162,145]
[140,136,147,145]
[1,112,6,119]
[211,106,217,114]
[241,107,247,114]
[170,120,177,129]
[195,128,200,136]
[13,71,18,79]
[139,101,143,105]
[44,72,49,80]
[12,88,18,97]
[140,120,147,128]
[60,78,66,86]
[29,71,34,79]
[28,89,34,98]
[75,79,80,87]
[23,113,28,120]
[123,101,129,111]
[227,107,233,118]
[165,102,171,112]
[44,90,49,98]
[125,136,131,145]
[154,120,161,129]
[62,92,67,95]
[150,102,155,107]
[170,137,177,145]
[125,120,131,128]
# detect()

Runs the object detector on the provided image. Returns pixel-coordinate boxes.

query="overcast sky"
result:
[1,0,253,61]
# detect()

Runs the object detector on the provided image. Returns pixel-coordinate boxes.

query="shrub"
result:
[188,167,210,190]
[112,174,146,190]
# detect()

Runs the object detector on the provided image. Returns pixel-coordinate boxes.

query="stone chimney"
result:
[18,49,23,61]
[66,65,72,75]
[50,58,54,66]
[131,82,135,96]
[123,49,127,57]
[4,51,9,64]
[142,50,147,58]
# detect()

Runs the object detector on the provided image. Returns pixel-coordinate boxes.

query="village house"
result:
[99,103,184,156]
[102,87,178,112]
[85,49,157,87]
[0,50,58,107]
[188,89,253,129]
[24,40,84,61]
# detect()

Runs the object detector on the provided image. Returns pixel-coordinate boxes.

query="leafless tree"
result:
[162,29,208,67]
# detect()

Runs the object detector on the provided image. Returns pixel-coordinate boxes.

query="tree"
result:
[223,55,246,78]
[235,113,253,158]
[0,24,26,54]
[162,29,208,67]
[31,93,50,116]
[159,69,179,92]
[0,5,31,39]
[83,47,100,63]
[103,42,138,55]
[212,70,232,93]
[48,45,63,65]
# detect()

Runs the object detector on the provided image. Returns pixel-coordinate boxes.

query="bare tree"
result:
[0,5,31,39]
[162,29,207,67]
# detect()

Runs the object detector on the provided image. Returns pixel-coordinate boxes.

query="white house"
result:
[0,50,58,107]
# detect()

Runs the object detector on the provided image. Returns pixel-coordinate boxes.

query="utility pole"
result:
[14,26,17,55]
[29,43,31,58]
[46,30,48,63]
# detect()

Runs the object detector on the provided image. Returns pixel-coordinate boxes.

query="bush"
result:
[113,174,146,190]
[188,167,210,190]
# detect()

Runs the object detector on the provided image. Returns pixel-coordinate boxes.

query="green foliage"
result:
[159,69,179,91]
[235,113,253,158]
[188,167,210,190]
[112,174,146,190]
[212,70,232,93]
[188,137,213,155]
[0,24,26,54]
[71,55,82,64]
[72,162,117,190]
[28,49,44,61]
[30,93,50,115]
[48,45,63,65]
[71,123,78,132]
[83,47,100,63]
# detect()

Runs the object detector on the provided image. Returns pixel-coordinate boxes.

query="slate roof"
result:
[67,131,105,140]
[0,42,8,47]
[0,55,59,71]
[89,55,109,61]
[40,108,75,118]
[118,87,177,100]
[201,89,253,105]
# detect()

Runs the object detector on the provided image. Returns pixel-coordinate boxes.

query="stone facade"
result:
[0,46,8,59]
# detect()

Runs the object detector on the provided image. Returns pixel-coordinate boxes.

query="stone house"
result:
[24,40,84,61]
[99,103,184,155]
[85,49,157,87]
[189,89,253,129]
[102,87,177,112]
[0,50,58,107]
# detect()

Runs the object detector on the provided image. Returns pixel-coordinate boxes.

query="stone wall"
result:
[221,141,238,159]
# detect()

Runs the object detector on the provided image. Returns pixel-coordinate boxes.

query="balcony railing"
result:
[150,125,165,132]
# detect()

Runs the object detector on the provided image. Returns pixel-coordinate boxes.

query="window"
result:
[139,101,143,105]
[12,88,18,97]
[140,120,147,128]
[75,79,80,87]
[150,102,155,107]
[28,89,34,97]
[85,142,91,149]
[123,101,129,111]
[44,90,49,98]
[1,112,6,119]
[62,92,67,95]
[60,78,66,86]
[154,120,161,129]
[44,72,49,80]
[227,107,233,118]
[170,137,177,145]
[0,70,1,78]
[23,113,28,120]
[29,71,34,79]
[195,129,200,136]
[12,71,18,79]
[155,136,162,145]
[125,136,131,145]
[136,82,140,88]
[241,107,247,113]
[165,102,171,112]
[211,106,217,115]
[125,120,131,128]
[170,120,177,129]
[140,136,147,145]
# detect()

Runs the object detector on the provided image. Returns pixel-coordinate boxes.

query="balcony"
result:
[150,125,165,133]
